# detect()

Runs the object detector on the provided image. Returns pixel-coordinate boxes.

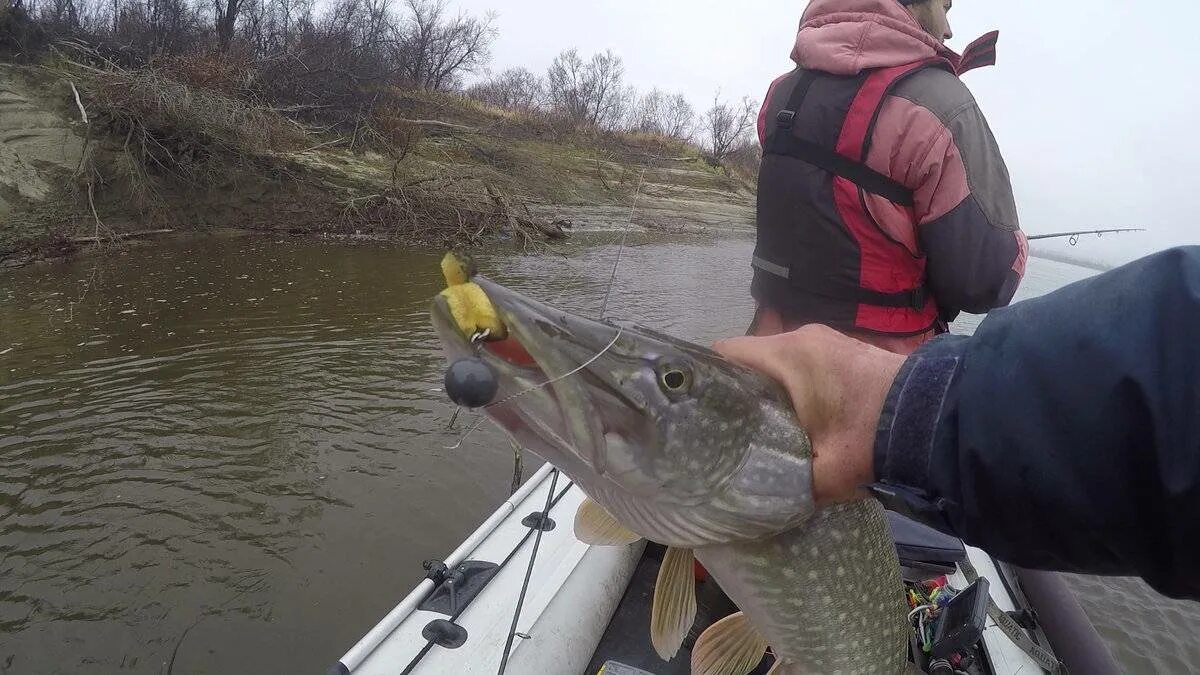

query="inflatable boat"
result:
[328,465,1119,675]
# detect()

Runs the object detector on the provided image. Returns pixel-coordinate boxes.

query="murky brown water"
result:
[1,233,1197,673]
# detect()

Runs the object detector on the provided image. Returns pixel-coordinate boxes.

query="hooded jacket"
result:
[752,0,1027,354]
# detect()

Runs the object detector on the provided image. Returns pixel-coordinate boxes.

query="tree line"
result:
[469,50,757,162]
[1,0,759,163]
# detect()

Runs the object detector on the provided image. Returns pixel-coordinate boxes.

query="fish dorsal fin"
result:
[574,497,642,545]
[651,546,697,660]
[691,611,770,675]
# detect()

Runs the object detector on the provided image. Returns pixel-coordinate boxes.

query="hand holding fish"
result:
[714,325,904,506]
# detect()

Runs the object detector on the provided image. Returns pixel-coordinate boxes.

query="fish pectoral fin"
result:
[691,611,770,675]
[651,546,698,660]
[574,497,642,546]
[575,497,642,545]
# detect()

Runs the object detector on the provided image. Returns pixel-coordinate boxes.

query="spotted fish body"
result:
[696,501,907,673]
[430,275,908,674]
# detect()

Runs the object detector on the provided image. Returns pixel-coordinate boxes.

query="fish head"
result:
[432,277,813,544]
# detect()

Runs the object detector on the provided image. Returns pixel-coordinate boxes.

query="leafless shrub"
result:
[628,88,665,134]
[8,0,497,109]
[545,48,631,129]
[704,92,756,164]
[73,63,305,182]
[628,88,695,141]
[151,49,255,95]
[467,66,543,111]
[339,172,565,250]
[723,139,761,181]
[660,93,695,141]
[368,104,423,168]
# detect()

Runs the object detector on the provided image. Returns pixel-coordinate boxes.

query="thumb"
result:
[715,334,819,424]
[713,334,790,381]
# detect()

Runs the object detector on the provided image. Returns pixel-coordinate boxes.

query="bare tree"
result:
[661,93,695,140]
[545,48,631,129]
[213,0,240,50]
[628,88,665,133]
[545,48,586,122]
[628,88,695,140]
[468,67,544,111]
[704,92,757,162]
[398,0,496,91]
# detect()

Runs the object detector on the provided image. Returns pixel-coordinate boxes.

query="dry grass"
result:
[66,61,306,184]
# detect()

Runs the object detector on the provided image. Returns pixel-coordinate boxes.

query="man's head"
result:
[901,0,953,43]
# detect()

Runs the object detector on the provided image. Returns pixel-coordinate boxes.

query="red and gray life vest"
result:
[752,58,955,336]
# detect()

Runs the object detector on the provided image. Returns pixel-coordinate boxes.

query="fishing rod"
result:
[1027,228,1145,246]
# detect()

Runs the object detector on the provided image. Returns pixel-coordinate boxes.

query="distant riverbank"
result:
[0,61,754,269]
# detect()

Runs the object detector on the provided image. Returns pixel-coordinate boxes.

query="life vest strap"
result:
[751,255,929,311]
[763,70,916,206]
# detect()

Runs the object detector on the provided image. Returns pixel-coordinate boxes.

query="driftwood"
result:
[484,184,567,242]
[72,228,174,244]
[68,81,89,124]
[396,118,479,133]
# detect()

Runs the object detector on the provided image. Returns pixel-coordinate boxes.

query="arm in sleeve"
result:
[909,86,1027,315]
[872,247,1200,600]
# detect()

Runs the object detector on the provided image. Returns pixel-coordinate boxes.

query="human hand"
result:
[714,325,906,505]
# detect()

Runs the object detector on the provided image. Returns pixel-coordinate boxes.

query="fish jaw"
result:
[430,278,818,546]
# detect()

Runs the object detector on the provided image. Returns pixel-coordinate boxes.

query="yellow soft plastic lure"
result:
[439,252,507,340]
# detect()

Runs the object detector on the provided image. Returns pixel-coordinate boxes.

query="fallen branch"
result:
[299,137,346,153]
[72,228,174,244]
[396,118,479,133]
[637,154,694,162]
[68,80,89,124]
[270,104,335,113]
[87,181,103,239]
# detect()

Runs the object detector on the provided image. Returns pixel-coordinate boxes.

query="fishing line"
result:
[598,167,645,319]
[533,163,648,311]
[485,327,623,409]
[443,163,639,445]
[443,328,624,450]
[443,414,488,450]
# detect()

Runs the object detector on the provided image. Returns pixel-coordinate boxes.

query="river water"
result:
[0,233,1197,673]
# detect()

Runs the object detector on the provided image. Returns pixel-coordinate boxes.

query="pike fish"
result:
[430,275,908,674]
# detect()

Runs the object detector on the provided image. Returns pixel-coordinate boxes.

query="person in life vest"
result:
[749,0,1028,354]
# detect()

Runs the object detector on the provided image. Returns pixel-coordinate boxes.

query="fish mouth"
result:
[430,277,630,478]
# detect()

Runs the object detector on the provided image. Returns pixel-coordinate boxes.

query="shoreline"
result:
[0,62,755,270]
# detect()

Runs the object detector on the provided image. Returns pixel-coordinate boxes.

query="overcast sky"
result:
[454,0,1199,266]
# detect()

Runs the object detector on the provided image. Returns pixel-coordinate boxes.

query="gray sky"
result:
[455,0,1200,266]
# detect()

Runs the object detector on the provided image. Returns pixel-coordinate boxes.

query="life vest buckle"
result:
[908,286,928,311]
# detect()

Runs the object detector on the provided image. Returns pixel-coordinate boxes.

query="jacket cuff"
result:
[869,336,967,525]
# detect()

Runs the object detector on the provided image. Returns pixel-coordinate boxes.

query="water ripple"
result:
[0,236,1197,673]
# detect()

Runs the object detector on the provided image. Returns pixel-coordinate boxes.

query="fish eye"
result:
[656,362,693,395]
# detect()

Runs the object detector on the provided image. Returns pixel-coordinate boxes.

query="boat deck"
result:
[586,543,774,674]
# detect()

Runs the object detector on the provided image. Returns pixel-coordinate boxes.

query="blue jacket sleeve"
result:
[871,247,1200,600]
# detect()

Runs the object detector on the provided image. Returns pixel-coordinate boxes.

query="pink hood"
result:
[793,0,973,75]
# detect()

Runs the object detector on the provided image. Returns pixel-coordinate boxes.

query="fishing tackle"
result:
[444,357,499,408]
